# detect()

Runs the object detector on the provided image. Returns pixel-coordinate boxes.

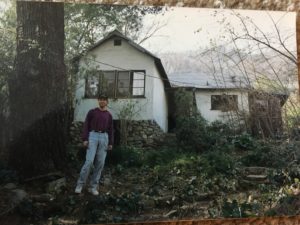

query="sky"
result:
[140,7,296,55]
[0,0,10,15]
[137,7,297,90]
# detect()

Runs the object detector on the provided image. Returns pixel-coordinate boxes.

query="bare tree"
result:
[199,11,297,137]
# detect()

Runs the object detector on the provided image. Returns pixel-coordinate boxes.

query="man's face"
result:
[98,98,108,108]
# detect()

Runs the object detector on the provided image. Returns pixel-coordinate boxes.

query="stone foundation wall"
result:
[126,120,165,147]
[69,121,84,146]
[69,120,166,148]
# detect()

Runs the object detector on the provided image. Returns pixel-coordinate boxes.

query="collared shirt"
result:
[82,108,114,145]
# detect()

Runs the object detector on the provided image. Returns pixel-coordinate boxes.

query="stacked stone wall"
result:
[69,120,165,148]
[126,120,165,147]
[69,121,84,147]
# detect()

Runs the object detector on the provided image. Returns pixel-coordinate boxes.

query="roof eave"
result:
[154,58,171,89]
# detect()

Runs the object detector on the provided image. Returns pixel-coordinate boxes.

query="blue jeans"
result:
[76,131,108,190]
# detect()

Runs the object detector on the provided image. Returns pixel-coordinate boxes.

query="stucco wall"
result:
[152,65,168,132]
[195,89,249,123]
[74,37,168,132]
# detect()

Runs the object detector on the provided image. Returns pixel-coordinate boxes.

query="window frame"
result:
[131,70,146,98]
[84,70,146,99]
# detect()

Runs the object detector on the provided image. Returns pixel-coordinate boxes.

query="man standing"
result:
[75,94,113,195]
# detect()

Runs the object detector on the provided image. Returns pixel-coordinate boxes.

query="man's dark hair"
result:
[97,93,108,100]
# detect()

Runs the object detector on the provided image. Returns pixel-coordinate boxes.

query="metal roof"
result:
[168,71,251,89]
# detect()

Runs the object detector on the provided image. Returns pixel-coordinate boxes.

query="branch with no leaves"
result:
[231,11,297,65]
[138,18,168,45]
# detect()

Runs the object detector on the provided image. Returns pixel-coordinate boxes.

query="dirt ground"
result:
[0,164,220,225]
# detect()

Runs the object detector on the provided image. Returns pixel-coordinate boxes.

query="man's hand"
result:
[107,145,113,151]
[83,141,88,148]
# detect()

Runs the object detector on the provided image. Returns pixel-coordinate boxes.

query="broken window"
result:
[211,94,238,112]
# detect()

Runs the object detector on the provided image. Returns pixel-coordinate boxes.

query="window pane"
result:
[211,95,222,110]
[114,39,122,46]
[211,95,238,111]
[133,87,144,96]
[117,71,130,97]
[133,80,144,88]
[118,71,130,80]
[133,72,145,96]
[118,75,130,88]
[133,72,144,80]
[101,71,115,97]
[85,75,99,98]
[117,88,131,97]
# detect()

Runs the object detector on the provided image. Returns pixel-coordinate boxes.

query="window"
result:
[114,39,122,46]
[85,74,99,98]
[211,95,238,112]
[85,70,145,98]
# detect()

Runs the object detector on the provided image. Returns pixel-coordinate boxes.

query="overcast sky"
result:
[140,7,296,55]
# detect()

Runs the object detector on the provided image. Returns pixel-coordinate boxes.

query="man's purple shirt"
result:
[82,108,114,145]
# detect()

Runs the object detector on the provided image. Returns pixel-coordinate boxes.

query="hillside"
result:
[1,135,300,225]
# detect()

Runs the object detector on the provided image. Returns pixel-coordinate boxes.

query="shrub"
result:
[174,88,217,152]
[241,141,288,168]
[232,133,256,150]
[176,115,215,152]
[143,147,181,167]
[106,146,143,167]
[199,150,237,176]
[208,120,235,136]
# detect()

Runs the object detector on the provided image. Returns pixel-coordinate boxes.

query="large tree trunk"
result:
[8,1,69,177]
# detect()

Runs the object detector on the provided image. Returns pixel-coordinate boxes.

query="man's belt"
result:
[92,130,106,133]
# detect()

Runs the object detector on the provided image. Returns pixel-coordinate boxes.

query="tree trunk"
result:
[8,1,69,177]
